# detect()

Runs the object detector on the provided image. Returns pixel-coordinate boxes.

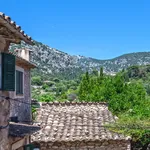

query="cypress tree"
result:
[100,67,104,78]
[78,71,90,100]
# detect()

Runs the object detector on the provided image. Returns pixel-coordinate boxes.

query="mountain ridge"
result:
[10,40,150,79]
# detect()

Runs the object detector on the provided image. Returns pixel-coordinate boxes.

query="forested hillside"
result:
[10,41,150,79]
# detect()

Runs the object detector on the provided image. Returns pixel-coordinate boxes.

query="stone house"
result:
[32,102,131,150]
[0,12,40,150]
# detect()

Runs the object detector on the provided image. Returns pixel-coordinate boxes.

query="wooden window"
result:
[16,70,23,94]
[1,53,15,91]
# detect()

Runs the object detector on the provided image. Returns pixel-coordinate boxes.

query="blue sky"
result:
[1,0,150,59]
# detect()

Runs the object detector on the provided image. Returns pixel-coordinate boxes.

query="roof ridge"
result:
[41,101,108,106]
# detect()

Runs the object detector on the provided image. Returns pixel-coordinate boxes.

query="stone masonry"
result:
[10,68,32,122]
[0,97,10,150]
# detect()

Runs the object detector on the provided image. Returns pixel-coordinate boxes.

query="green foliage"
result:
[100,67,104,78]
[145,83,150,95]
[78,72,90,100]
[78,69,150,148]
[38,94,55,102]
[32,76,80,102]
[44,81,55,87]
[32,76,42,86]
[32,88,42,99]
[53,78,60,83]
[32,105,37,120]
[42,84,49,90]
[92,69,98,76]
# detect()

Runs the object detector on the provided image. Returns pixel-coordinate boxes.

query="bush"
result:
[53,78,60,83]
[43,81,55,87]
[38,94,55,102]
[32,76,42,86]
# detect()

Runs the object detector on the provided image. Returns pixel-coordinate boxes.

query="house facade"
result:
[32,102,131,150]
[0,12,40,150]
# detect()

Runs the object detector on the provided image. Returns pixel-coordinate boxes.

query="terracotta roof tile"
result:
[31,102,130,143]
[0,12,33,45]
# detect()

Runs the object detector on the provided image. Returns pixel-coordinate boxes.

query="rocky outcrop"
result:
[10,41,150,79]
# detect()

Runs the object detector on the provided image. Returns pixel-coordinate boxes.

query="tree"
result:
[78,72,90,100]
[32,76,42,86]
[53,78,60,83]
[145,83,150,95]
[113,74,125,94]
[100,67,104,78]
[128,65,140,78]
[78,67,150,149]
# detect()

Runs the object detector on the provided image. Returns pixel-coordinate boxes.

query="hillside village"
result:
[0,11,150,150]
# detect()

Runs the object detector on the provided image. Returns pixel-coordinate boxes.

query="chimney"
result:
[15,48,32,61]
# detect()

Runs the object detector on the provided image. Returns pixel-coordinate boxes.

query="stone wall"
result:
[0,96,10,150]
[10,68,32,123]
[34,140,131,150]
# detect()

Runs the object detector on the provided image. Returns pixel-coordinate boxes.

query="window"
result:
[16,70,23,94]
[1,53,15,91]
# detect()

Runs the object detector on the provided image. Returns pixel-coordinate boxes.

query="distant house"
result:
[0,12,40,150]
[32,102,131,150]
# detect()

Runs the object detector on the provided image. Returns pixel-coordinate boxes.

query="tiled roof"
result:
[9,122,40,137]
[31,102,130,143]
[0,12,33,45]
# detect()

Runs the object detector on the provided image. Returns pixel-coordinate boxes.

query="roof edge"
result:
[0,12,34,45]
[41,101,108,106]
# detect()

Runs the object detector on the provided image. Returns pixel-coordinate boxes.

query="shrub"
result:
[32,76,42,86]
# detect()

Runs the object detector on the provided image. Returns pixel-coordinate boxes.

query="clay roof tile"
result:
[0,12,33,45]
[31,102,130,143]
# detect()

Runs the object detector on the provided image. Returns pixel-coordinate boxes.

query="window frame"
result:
[15,66,24,97]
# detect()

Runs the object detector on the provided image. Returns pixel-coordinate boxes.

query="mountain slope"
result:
[10,41,150,79]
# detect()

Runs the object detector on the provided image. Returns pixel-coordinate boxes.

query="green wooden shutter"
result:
[24,144,34,150]
[2,53,16,91]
